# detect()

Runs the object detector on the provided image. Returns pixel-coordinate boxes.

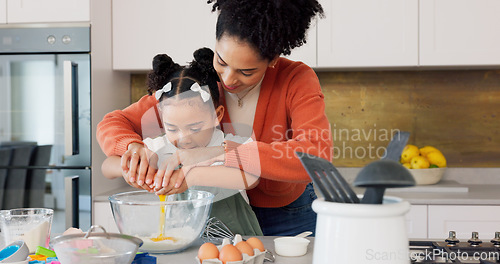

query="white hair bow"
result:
[155,82,172,100]
[154,81,210,102]
[190,83,211,102]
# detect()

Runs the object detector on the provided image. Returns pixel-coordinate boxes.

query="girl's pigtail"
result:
[191,48,220,103]
[147,54,182,95]
[192,47,218,85]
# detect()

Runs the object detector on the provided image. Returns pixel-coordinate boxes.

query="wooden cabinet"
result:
[112,0,217,71]
[405,205,428,239]
[316,0,418,68]
[6,0,89,23]
[93,201,119,233]
[427,205,500,240]
[419,0,500,66]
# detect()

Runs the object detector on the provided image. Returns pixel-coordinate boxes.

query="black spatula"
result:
[296,152,360,203]
[354,131,414,204]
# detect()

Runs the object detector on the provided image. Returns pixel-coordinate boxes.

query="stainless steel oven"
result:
[0,24,91,234]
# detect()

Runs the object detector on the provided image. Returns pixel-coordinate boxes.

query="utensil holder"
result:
[312,196,410,264]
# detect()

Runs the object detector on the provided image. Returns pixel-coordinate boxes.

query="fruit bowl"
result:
[407,167,446,185]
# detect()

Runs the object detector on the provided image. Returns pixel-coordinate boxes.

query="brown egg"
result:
[218,244,243,264]
[198,242,219,261]
[235,241,254,256]
[246,237,265,252]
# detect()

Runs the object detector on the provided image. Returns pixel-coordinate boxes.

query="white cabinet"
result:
[112,0,318,71]
[112,0,217,71]
[316,0,499,68]
[420,0,500,66]
[0,0,6,24]
[405,205,428,239]
[6,0,89,23]
[428,205,500,240]
[284,19,318,67]
[317,0,418,68]
[93,202,119,233]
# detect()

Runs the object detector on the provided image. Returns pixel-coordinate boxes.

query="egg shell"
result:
[246,237,265,252]
[235,241,254,256]
[198,242,219,261]
[219,244,243,264]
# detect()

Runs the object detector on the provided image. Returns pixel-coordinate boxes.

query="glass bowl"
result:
[109,190,214,254]
[50,225,142,264]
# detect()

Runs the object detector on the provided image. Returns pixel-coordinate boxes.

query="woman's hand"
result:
[153,146,224,190]
[121,142,158,189]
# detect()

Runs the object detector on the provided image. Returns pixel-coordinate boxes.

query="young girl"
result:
[101,48,263,236]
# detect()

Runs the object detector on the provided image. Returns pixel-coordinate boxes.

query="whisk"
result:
[201,217,235,244]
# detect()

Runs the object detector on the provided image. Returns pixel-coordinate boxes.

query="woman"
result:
[97,0,331,236]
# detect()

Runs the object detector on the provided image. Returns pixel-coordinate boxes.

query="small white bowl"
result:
[408,167,446,185]
[274,237,310,257]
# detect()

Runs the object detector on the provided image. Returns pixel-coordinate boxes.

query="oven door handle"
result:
[63,61,80,156]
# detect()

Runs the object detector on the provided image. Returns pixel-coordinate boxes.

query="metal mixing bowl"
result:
[109,190,214,254]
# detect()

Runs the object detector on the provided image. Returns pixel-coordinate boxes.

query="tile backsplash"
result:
[131,69,500,167]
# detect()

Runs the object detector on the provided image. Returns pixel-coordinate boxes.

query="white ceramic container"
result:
[312,196,410,264]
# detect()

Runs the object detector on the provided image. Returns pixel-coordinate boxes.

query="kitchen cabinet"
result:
[419,0,500,66]
[405,205,428,239]
[0,0,6,24]
[427,205,500,240]
[112,0,318,71]
[112,0,217,71]
[93,201,119,233]
[284,19,317,67]
[316,0,419,68]
[110,0,500,70]
[5,0,89,24]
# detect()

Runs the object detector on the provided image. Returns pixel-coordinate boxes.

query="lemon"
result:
[402,163,411,169]
[410,156,430,169]
[419,146,442,158]
[400,144,420,163]
[427,151,447,168]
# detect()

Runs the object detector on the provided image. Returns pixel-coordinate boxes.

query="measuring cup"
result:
[0,208,53,253]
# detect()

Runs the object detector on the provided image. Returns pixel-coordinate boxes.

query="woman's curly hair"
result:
[147,47,220,107]
[208,0,324,61]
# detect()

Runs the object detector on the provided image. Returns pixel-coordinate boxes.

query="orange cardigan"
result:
[97,57,332,208]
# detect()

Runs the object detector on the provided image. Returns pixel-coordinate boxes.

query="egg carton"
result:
[195,235,266,264]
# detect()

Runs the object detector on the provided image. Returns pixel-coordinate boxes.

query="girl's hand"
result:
[121,142,158,189]
[154,147,222,190]
[155,170,188,195]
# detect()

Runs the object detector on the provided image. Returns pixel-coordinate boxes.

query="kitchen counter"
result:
[365,181,500,205]
[94,181,500,206]
[149,236,314,263]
